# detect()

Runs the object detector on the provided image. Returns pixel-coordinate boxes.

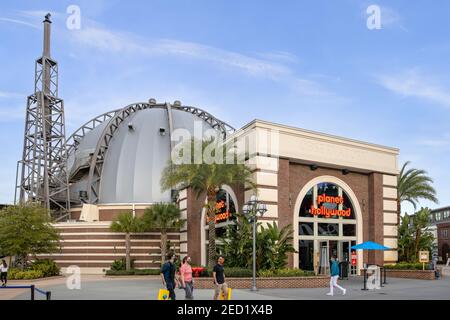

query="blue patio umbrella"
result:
[351,241,390,251]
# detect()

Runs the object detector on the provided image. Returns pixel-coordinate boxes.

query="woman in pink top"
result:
[180,256,194,299]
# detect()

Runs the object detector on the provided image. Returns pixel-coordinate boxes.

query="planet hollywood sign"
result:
[206,200,232,223]
[309,194,352,218]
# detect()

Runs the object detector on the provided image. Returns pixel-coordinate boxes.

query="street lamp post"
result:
[242,195,267,292]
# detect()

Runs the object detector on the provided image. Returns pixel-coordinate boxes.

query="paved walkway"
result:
[2,275,449,300]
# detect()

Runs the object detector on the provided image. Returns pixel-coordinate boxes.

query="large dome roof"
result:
[66,101,234,205]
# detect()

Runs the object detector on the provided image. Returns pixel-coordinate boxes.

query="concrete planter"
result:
[193,276,330,289]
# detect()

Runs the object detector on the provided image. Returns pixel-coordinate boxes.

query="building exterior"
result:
[40,117,400,274]
[22,14,401,274]
[430,207,450,262]
[181,120,399,274]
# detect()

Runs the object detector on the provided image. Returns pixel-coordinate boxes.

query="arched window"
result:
[297,182,358,274]
[299,182,355,220]
[202,187,238,265]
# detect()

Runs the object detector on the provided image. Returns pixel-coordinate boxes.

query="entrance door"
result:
[340,241,351,277]
[329,240,338,260]
[299,240,314,271]
[342,240,358,275]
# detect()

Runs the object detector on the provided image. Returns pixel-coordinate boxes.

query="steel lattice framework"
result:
[68,101,235,204]
[15,14,70,220]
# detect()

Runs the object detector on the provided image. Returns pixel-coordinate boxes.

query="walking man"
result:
[327,255,346,296]
[160,252,177,300]
[213,256,229,300]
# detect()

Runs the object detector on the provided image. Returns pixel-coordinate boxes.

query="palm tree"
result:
[398,208,435,262]
[142,203,184,265]
[161,138,255,268]
[110,211,143,271]
[397,161,438,225]
[411,208,433,260]
[398,215,414,262]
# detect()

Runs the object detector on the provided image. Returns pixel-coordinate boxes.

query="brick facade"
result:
[183,161,392,268]
[385,270,436,280]
[437,222,450,261]
[193,276,330,289]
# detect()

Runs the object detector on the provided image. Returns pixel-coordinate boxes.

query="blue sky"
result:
[0,0,449,213]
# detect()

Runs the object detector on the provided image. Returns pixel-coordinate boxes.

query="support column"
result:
[368,173,384,266]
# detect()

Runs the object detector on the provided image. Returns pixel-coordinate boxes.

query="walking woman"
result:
[327,255,346,296]
[1,260,8,287]
[179,256,194,300]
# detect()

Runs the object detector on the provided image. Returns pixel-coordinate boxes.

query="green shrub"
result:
[199,267,252,278]
[110,258,136,271]
[133,269,161,275]
[224,267,253,277]
[105,269,161,276]
[105,269,135,276]
[30,259,60,277]
[384,262,430,270]
[258,268,315,277]
[8,269,44,280]
[8,268,19,279]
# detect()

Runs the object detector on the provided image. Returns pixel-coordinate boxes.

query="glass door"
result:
[350,240,357,275]
[299,240,314,271]
[341,241,351,277]
[329,240,338,260]
[319,241,330,275]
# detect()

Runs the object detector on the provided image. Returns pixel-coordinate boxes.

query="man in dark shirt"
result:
[213,256,228,300]
[160,252,177,300]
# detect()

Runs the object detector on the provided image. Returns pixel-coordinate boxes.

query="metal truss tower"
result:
[15,13,70,220]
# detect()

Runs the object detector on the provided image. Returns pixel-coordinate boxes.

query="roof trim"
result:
[238,119,399,154]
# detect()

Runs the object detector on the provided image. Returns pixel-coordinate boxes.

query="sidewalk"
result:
[3,275,449,300]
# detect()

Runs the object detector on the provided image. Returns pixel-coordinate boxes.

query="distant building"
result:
[430,207,450,262]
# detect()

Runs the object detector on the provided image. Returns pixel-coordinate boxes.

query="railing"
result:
[0,285,51,300]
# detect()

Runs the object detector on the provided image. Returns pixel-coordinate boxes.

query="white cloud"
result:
[375,69,450,108]
[361,4,407,31]
[256,51,299,64]
[67,24,331,97]
[70,25,291,79]
[0,104,25,122]
[0,91,23,99]
[2,11,334,98]
[0,17,39,29]
[417,134,450,147]
[380,6,407,31]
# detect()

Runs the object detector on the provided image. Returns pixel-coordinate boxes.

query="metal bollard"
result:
[361,269,368,290]
[30,285,35,300]
[46,291,51,300]
[379,267,383,287]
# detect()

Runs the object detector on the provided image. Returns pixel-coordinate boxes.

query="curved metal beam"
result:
[176,105,235,137]
[66,109,121,157]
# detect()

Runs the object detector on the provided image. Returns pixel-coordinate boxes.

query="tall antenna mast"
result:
[15,13,71,220]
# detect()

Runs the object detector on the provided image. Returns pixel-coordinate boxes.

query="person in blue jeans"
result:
[327,255,346,296]
[160,252,177,300]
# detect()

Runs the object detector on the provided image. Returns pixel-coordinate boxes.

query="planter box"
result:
[384,269,435,280]
[193,276,330,289]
